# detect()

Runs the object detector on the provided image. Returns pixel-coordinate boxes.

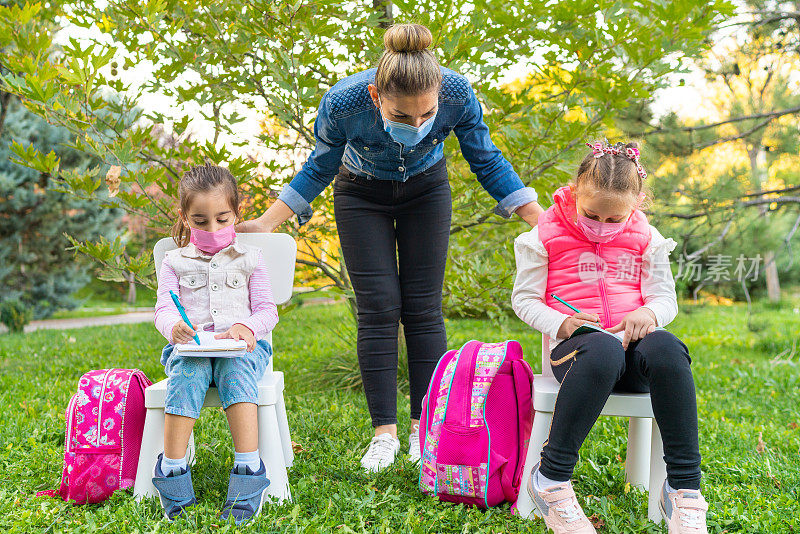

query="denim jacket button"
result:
[398,166,405,172]
[211,283,220,291]
[210,261,219,269]
[433,138,438,144]
[363,146,369,151]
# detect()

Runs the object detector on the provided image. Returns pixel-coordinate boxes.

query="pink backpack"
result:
[39,369,151,504]
[418,340,533,508]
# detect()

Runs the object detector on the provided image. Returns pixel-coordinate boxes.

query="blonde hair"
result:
[575,141,651,208]
[375,24,442,96]
[171,164,240,247]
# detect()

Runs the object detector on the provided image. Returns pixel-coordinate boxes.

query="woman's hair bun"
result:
[383,23,433,53]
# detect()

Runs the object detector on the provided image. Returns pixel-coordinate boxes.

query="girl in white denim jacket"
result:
[151,164,278,524]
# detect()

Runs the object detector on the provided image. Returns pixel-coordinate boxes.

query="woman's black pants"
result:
[333,158,451,426]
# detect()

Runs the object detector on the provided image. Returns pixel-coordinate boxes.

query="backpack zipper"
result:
[65,394,78,453]
[463,342,477,427]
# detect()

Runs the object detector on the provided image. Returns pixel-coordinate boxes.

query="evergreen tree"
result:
[0,97,123,318]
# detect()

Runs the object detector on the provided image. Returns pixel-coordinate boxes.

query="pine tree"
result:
[0,97,123,318]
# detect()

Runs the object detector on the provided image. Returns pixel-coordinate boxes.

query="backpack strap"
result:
[443,340,483,427]
[510,357,534,490]
[419,345,465,494]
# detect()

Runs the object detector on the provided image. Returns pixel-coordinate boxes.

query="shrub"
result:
[0,299,33,333]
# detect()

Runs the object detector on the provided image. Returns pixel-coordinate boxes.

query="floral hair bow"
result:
[586,141,647,180]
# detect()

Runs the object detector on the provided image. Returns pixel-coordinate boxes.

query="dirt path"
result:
[3,296,343,334]
[1,311,155,334]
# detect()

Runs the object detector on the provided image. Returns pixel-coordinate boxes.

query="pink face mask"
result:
[189,224,236,254]
[575,192,643,243]
[576,214,628,243]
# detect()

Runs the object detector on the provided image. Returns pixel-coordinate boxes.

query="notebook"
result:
[174,330,248,358]
[569,323,665,343]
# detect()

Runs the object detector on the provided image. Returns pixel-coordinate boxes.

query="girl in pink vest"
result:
[512,142,707,534]
[151,164,279,524]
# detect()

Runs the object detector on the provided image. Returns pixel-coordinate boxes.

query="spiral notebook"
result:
[175,330,248,358]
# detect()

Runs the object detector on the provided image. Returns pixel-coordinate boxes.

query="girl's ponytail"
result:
[171,216,191,247]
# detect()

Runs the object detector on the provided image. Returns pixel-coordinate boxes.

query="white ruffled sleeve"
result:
[511,228,570,343]
[641,226,679,327]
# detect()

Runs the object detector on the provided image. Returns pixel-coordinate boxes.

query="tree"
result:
[0,97,123,318]
[0,0,732,320]
[624,2,800,302]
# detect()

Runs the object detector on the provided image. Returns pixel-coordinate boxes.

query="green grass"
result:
[0,301,798,532]
[50,285,157,320]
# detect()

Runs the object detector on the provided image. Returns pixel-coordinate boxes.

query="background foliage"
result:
[622,0,800,304]
[0,97,122,318]
[0,0,733,323]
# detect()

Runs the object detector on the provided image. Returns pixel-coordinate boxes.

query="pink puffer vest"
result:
[538,186,651,329]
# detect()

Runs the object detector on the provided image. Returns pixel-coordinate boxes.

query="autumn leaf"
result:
[106,165,121,197]
[291,441,305,454]
[756,432,766,453]
[588,513,605,529]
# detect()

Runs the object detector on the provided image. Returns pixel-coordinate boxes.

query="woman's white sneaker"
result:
[360,432,400,472]
[408,424,421,463]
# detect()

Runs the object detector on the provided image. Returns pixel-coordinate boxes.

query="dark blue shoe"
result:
[220,460,271,525]
[152,453,197,521]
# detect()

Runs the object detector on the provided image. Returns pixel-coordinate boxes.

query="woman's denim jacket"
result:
[278,67,538,225]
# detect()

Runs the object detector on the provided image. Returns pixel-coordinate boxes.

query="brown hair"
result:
[575,141,650,208]
[375,24,442,96]
[171,164,240,247]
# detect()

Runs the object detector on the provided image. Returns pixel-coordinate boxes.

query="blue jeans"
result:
[160,339,272,419]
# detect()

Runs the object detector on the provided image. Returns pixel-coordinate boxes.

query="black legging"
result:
[333,158,451,427]
[541,329,702,490]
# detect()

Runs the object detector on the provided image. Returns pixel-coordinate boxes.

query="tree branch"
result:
[665,196,800,219]
[634,105,800,137]
[0,91,12,137]
[685,215,735,261]
[740,184,800,198]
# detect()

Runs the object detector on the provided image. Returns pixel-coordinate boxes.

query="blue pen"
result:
[169,290,201,345]
[551,293,601,324]
[550,293,582,314]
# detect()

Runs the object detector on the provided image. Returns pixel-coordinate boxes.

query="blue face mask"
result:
[379,95,437,147]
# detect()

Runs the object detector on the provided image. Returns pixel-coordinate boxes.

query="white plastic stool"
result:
[515,335,667,522]
[133,233,297,503]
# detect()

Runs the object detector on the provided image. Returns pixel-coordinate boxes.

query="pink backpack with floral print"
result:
[39,369,151,504]
[418,340,533,508]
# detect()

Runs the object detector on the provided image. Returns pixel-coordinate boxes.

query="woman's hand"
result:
[171,321,196,344]
[557,312,601,339]
[235,199,295,233]
[515,201,545,228]
[215,323,257,352]
[235,216,274,233]
[607,307,657,350]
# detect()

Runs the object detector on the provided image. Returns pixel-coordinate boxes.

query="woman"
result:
[240,23,543,472]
